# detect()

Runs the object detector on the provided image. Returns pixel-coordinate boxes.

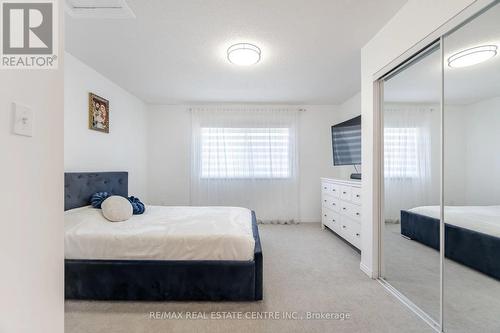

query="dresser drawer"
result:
[351,187,361,204]
[322,210,340,232]
[321,182,331,194]
[330,183,340,197]
[339,185,352,201]
[339,201,351,215]
[339,217,350,237]
[339,216,361,249]
[350,204,361,221]
[349,220,361,249]
[338,201,361,220]
[321,182,340,198]
[322,196,340,212]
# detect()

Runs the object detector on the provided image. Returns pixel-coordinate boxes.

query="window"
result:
[200,127,291,179]
[384,127,419,178]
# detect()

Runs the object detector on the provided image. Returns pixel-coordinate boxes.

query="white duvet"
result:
[65,205,255,261]
[409,205,500,238]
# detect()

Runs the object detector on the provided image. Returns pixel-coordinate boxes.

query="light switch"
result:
[13,103,33,137]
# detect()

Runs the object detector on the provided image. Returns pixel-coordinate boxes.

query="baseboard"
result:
[258,218,319,224]
[297,218,320,223]
[360,262,374,278]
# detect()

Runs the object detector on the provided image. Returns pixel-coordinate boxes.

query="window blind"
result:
[200,127,291,179]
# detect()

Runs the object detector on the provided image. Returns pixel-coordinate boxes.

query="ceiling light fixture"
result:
[448,45,497,68]
[227,43,261,66]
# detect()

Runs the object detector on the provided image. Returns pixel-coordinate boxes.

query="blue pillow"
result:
[90,192,111,208]
[128,196,145,215]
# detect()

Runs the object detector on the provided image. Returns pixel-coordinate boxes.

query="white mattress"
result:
[409,205,500,238]
[65,205,255,261]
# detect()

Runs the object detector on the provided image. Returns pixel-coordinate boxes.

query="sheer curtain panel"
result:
[190,107,300,223]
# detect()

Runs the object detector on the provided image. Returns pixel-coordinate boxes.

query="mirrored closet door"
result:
[380,43,442,325]
[443,2,500,332]
[379,1,500,332]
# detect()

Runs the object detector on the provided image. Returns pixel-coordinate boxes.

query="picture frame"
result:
[88,93,109,133]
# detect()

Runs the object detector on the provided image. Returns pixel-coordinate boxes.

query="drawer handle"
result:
[323,187,327,190]
[356,233,360,237]
[324,200,327,202]
[332,203,336,206]
[342,225,346,229]
[342,207,347,210]
[356,212,360,216]
[343,191,347,194]
[356,194,360,198]
[324,214,327,217]
[332,219,335,222]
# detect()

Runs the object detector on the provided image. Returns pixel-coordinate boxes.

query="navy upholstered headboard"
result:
[64,172,128,211]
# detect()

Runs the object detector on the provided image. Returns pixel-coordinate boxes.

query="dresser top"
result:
[321,177,361,186]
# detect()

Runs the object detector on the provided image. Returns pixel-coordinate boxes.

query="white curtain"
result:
[384,104,438,222]
[190,107,299,223]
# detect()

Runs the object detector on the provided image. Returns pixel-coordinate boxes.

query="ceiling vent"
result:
[65,0,135,19]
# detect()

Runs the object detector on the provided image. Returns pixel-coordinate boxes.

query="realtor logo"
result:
[1,0,58,69]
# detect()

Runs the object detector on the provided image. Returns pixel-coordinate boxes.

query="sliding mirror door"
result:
[381,43,442,323]
[443,2,500,332]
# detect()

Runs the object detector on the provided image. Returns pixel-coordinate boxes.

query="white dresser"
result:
[321,178,362,250]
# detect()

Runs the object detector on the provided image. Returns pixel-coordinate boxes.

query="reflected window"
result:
[384,127,419,178]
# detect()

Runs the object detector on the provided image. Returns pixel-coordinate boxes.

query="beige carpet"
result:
[65,223,433,333]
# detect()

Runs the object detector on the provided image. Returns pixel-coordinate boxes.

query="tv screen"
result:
[332,115,361,166]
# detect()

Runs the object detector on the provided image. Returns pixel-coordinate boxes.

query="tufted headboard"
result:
[64,172,128,211]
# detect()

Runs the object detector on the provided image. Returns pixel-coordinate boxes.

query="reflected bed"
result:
[401,206,500,281]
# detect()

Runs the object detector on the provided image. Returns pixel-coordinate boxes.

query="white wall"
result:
[445,97,500,205]
[334,92,362,180]
[64,53,149,200]
[360,0,481,277]
[299,105,346,220]
[147,105,191,206]
[0,8,64,333]
[147,105,344,222]
[444,105,467,205]
[463,97,500,204]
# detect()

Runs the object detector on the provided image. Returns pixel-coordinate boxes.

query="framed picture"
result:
[88,93,109,133]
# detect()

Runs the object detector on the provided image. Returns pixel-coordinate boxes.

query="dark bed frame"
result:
[401,210,500,281]
[64,172,263,301]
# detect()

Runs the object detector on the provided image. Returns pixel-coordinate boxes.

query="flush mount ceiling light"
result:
[448,45,497,68]
[227,43,261,66]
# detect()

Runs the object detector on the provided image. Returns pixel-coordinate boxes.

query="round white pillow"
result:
[101,196,133,222]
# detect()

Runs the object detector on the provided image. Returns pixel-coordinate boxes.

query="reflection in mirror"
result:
[381,44,441,323]
[443,2,500,332]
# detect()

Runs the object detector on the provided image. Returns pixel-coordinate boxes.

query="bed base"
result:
[401,210,500,281]
[65,211,262,301]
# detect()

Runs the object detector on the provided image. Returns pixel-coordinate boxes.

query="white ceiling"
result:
[65,0,407,105]
[384,3,500,105]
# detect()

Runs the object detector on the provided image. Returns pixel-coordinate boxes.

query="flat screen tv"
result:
[331,115,361,166]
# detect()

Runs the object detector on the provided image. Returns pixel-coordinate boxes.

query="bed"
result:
[401,206,500,280]
[64,172,263,301]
